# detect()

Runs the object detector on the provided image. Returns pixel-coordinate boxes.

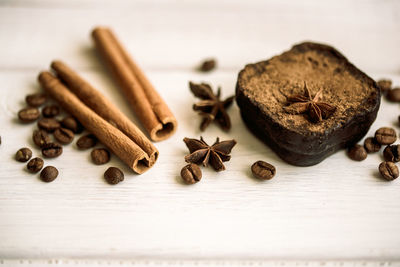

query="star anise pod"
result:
[183,136,237,172]
[283,82,336,122]
[189,82,235,131]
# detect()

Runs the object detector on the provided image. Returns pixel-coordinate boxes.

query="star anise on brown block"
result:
[189,82,235,131]
[283,82,336,122]
[183,137,237,172]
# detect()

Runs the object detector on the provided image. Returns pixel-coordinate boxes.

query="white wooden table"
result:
[1,0,400,266]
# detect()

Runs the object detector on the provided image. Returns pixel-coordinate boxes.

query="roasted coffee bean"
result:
[42,104,60,118]
[37,118,60,132]
[61,116,84,134]
[15,147,32,162]
[199,59,216,72]
[91,148,110,165]
[104,167,124,185]
[40,166,58,182]
[363,137,381,153]
[383,145,400,162]
[25,93,47,107]
[32,129,51,148]
[251,160,276,180]
[76,134,97,149]
[27,157,44,173]
[347,144,367,161]
[377,79,392,95]
[180,163,202,184]
[375,127,397,145]
[18,107,40,122]
[42,142,63,158]
[379,161,399,181]
[386,88,400,102]
[54,127,74,144]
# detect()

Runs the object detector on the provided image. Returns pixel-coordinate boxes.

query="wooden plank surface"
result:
[0,0,400,264]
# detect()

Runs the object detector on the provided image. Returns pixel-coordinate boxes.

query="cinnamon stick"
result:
[51,60,158,164]
[92,26,177,142]
[38,71,153,174]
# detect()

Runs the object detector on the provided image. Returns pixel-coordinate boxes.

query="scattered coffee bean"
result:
[180,163,202,184]
[32,129,51,148]
[379,161,399,181]
[15,147,32,162]
[27,157,44,173]
[37,118,60,132]
[383,145,400,162]
[76,134,97,149]
[377,79,392,95]
[25,93,47,107]
[363,137,381,153]
[18,107,40,122]
[42,142,63,158]
[40,166,59,182]
[347,144,367,161]
[386,88,400,102]
[42,104,60,118]
[61,116,84,134]
[104,167,124,185]
[199,59,216,72]
[91,148,110,165]
[375,127,397,145]
[54,127,74,144]
[251,160,276,180]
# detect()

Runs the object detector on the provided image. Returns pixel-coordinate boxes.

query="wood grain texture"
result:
[0,0,400,264]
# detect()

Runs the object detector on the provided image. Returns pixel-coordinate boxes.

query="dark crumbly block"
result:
[236,42,380,166]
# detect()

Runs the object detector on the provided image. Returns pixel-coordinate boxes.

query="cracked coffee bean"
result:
[42,104,60,118]
[363,137,381,153]
[25,93,47,107]
[54,127,74,144]
[375,127,397,145]
[15,147,32,162]
[104,167,124,185]
[383,145,400,162]
[18,107,40,122]
[180,163,202,184]
[42,142,63,158]
[37,118,60,132]
[386,88,400,102]
[61,116,84,134]
[379,161,399,181]
[27,157,44,173]
[40,166,59,182]
[251,160,276,180]
[91,148,110,165]
[32,129,51,148]
[347,144,367,161]
[76,134,97,149]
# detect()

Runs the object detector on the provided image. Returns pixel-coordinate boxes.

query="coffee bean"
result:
[386,88,400,102]
[251,160,276,180]
[26,93,47,107]
[379,161,399,181]
[375,127,397,145]
[15,147,32,162]
[40,166,58,182]
[54,127,74,144]
[383,145,400,162]
[42,142,63,158]
[61,116,84,134]
[347,144,367,161]
[27,157,44,173]
[91,148,110,165]
[363,137,381,153]
[376,79,392,95]
[18,107,40,122]
[42,104,60,118]
[104,167,124,185]
[199,59,216,72]
[180,163,202,184]
[76,134,97,149]
[37,118,60,132]
[32,129,51,148]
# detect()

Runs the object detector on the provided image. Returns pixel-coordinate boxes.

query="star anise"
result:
[283,83,336,122]
[183,136,237,172]
[189,82,235,131]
